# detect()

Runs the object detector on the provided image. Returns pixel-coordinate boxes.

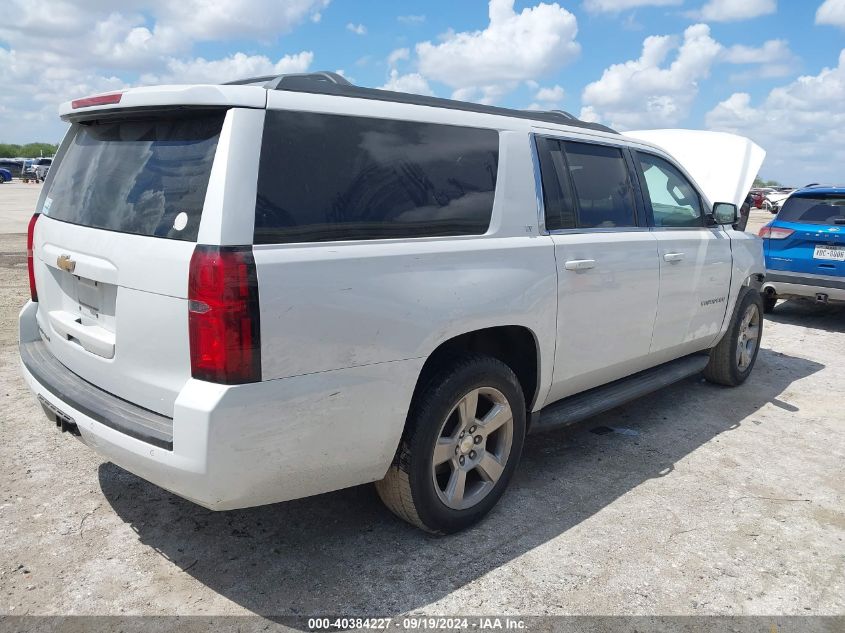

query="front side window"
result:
[563,141,637,228]
[255,111,499,243]
[636,153,703,228]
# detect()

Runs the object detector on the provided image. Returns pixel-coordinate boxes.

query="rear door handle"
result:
[663,252,685,263]
[564,259,596,271]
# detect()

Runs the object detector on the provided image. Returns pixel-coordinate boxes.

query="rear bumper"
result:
[18,301,421,510]
[763,271,845,302]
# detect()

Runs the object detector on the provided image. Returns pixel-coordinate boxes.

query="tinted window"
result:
[778,195,845,224]
[563,142,637,228]
[535,137,576,231]
[255,111,499,243]
[41,113,224,241]
[637,153,703,228]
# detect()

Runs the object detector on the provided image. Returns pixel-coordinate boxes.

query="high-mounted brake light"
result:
[27,213,39,302]
[188,245,261,384]
[71,92,123,109]
[758,225,794,240]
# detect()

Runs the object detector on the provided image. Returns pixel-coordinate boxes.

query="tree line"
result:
[0,143,59,158]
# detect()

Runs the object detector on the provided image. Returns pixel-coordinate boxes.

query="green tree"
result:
[0,142,59,158]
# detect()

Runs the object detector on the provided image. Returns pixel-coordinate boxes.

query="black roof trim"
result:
[225,71,618,134]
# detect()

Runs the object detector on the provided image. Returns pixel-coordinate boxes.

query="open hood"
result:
[623,129,766,209]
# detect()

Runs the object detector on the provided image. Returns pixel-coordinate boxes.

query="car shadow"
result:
[765,299,845,333]
[99,347,823,621]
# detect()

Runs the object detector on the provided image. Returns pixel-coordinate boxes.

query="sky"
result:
[1,0,844,184]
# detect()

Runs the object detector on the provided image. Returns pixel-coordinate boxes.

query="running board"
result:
[531,354,710,434]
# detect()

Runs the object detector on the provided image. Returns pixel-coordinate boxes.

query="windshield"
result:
[778,195,845,225]
[40,111,225,241]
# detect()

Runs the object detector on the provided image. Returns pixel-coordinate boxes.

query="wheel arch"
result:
[413,325,542,417]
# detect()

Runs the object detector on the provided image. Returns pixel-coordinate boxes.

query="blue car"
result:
[0,167,12,183]
[760,186,845,311]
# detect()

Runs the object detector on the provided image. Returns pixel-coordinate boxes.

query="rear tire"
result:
[0,174,5,184]
[376,354,526,534]
[704,289,764,387]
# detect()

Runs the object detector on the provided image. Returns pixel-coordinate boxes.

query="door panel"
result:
[631,150,734,356]
[547,232,660,402]
[649,229,733,355]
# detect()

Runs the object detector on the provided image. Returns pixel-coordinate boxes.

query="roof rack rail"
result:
[224,71,352,88]
[223,70,617,134]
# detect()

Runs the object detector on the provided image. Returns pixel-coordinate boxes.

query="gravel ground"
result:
[0,188,843,620]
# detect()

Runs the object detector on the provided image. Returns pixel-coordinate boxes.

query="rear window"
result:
[778,195,845,225]
[254,111,499,244]
[40,112,225,241]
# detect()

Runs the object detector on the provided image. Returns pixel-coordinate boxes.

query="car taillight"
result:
[71,92,123,109]
[188,245,261,384]
[27,213,39,302]
[758,225,794,239]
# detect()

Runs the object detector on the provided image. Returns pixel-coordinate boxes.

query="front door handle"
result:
[663,252,685,263]
[564,259,596,271]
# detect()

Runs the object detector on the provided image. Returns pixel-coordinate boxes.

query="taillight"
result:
[27,213,39,302]
[71,92,123,109]
[758,225,794,240]
[188,245,261,384]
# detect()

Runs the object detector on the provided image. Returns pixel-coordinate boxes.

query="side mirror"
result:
[711,202,738,225]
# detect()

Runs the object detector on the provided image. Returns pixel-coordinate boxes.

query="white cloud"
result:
[723,39,797,78]
[140,51,313,85]
[0,0,328,143]
[724,39,791,64]
[387,48,410,68]
[346,22,367,35]
[397,14,426,24]
[379,69,434,96]
[581,23,722,129]
[583,0,682,13]
[415,0,580,103]
[534,85,566,102]
[816,0,845,28]
[705,49,845,184]
[693,0,777,22]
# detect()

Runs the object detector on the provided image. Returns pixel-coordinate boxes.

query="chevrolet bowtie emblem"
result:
[57,254,76,273]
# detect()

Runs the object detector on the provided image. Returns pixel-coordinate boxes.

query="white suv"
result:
[20,72,766,533]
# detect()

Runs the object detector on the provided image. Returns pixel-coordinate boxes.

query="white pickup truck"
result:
[20,72,766,533]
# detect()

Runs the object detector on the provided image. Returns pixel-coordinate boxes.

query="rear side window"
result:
[255,111,499,243]
[563,141,637,229]
[778,196,845,225]
[41,112,225,241]
[535,137,576,231]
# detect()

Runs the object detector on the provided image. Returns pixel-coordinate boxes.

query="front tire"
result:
[376,354,526,534]
[704,289,764,387]
[763,293,777,313]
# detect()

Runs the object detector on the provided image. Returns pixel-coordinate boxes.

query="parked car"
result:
[19,73,766,533]
[0,167,11,183]
[32,157,52,180]
[759,186,845,311]
[763,188,795,214]
[0,158,25,178]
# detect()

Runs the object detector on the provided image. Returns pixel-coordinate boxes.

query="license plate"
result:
[813,245,845,261]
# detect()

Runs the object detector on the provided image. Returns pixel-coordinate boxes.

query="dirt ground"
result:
[0,186,843,620]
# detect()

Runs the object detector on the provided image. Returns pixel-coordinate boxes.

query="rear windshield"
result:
[40,112,225,241]
[255,111,499,244]
[778,195,845,225]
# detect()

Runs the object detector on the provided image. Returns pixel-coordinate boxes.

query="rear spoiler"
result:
[623,129,766,209]
[59,85,266,120]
